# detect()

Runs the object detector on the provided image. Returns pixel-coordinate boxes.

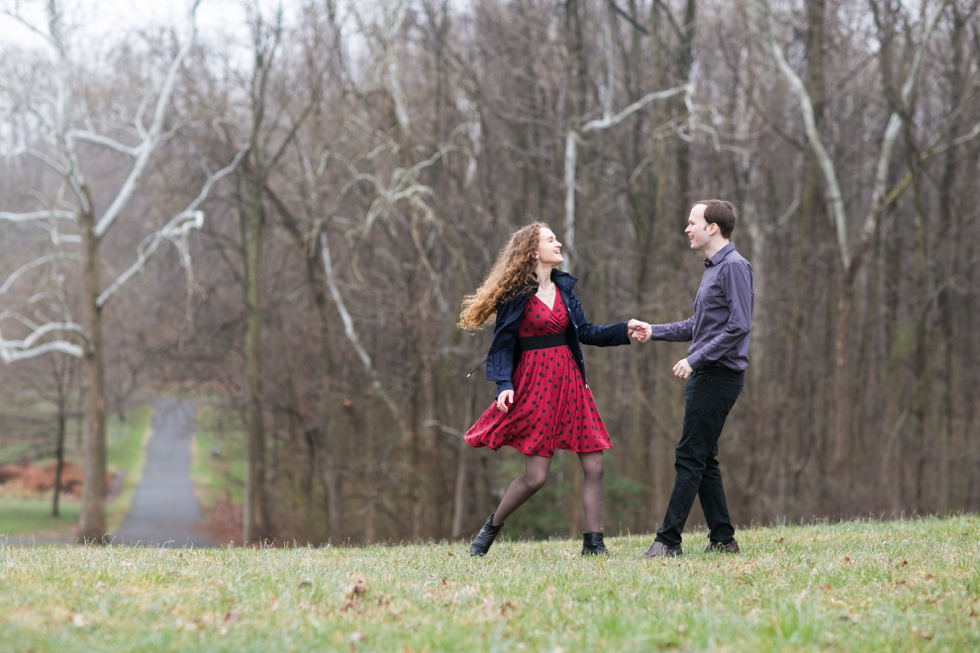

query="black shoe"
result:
[704,539,740,554]
[469,514,503,556]
[581,532,611,556]
[642,540,682,558]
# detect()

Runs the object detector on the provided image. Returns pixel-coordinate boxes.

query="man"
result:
[630,199,753,557]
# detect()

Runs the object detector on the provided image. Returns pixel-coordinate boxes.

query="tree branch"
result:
[0,319,86,362]
[0,253,80,297]
[0,210,76,223]
[864,0,947,241]
[564,83,691,271]
[0,339,84,362]
[758,0,849,268]
[95,146,248,308]
[94,3,200,238]
[582,83,690,133]
[319,228,404,429]
[70,130,139,156]
[607,0,650,36]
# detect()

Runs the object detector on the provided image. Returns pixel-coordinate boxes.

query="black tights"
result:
[490,451,605,532]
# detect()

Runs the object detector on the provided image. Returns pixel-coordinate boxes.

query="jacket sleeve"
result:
[566,290,631,347]
[485,301,520,395]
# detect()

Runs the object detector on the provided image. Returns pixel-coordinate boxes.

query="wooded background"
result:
[2,0,978,545]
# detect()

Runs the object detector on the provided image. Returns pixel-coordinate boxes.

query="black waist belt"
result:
[519,333,567,351]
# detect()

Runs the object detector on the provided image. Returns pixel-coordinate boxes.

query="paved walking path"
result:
[112,398,217,548]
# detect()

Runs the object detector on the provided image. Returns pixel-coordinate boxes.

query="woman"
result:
[459,222,634,556]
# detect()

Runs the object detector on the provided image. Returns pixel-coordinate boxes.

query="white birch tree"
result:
[0,0,245,542]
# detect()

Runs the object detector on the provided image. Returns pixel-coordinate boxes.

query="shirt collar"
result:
[704,242,735,268]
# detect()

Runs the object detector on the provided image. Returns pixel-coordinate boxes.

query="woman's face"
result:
[536,227,563,267]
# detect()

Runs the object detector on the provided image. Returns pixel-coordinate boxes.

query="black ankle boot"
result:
[470,514,503,556]
[581,532,611,556]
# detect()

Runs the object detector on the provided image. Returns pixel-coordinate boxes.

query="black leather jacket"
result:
[484,269,630,396]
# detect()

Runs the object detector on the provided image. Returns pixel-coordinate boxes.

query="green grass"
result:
[0,405,152,539]
[1,515,977,652]
[0,497,82,538]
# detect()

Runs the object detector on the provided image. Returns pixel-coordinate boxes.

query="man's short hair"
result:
[694,200,738,239]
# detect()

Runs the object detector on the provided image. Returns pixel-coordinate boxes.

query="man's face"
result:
[684,204,714,254]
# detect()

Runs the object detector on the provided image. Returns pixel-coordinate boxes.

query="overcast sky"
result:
[1,0,291,52]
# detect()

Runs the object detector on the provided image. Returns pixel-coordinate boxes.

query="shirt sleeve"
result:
[650,316,695,342]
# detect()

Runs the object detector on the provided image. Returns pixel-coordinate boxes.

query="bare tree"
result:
[0,0,244,541]
[227,0,332,544]
[753,0,946,487]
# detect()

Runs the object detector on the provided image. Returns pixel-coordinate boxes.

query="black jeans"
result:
[656,364,744,547]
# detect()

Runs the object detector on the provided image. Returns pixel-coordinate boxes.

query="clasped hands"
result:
[627,319,651,342]
[628,319,694,380]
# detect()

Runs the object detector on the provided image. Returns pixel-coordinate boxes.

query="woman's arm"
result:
[566,291,631,347]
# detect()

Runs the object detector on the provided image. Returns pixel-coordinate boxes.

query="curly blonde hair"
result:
[458,223,546,332]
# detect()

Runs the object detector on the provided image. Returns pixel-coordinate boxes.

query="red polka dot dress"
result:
[464,291,613,457]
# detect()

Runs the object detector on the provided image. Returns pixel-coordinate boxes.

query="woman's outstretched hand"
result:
[496,390,515,413]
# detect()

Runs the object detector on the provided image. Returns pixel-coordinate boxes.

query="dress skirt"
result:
[464,291,613,458]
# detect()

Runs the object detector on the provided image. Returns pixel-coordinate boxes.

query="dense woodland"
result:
[1,0,978,545]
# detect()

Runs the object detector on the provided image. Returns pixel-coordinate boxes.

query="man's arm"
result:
[627,317,694,343]
[649,316,695,342]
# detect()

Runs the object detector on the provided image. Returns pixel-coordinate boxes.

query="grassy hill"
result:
[2,514,978,652]
[0,405,152,542]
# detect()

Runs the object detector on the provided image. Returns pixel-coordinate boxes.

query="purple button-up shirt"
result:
[650,243,753,371]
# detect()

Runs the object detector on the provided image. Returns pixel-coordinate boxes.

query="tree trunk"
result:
[310,245,343,544]
[451,438,470,539]
[243,182,270,543]
[798,0,829,504]
[831,274,854,483]
[908,123,930,514]
[52,408,66,518]
[272,191,343,543]
[934,3,969,513]
[79,201,108,543]
[672,0,696,228]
